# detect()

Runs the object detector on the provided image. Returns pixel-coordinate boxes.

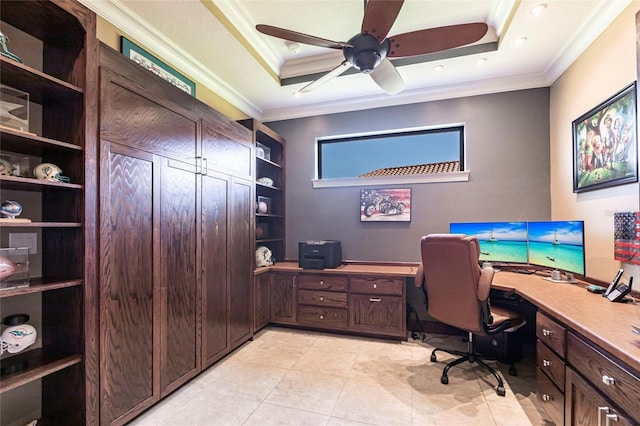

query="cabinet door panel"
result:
[203,125,253,179]
[255,273,271,331]
[202,172,229,367]
[349,294,404,337]
[229,178,253,347]
[271,274,296,324]
[100,142,158,424]
[160,159,199,394]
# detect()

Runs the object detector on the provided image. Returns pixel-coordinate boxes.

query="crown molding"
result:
[544,0,632,83]
[79,0,263,119]
[261,72,550,122]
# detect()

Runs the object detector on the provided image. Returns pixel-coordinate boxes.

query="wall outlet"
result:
[9,232,37,255]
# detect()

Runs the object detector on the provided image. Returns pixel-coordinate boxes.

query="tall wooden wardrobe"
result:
[97,45,254,425]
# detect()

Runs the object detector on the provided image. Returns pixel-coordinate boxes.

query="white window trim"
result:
[311,170,470,188]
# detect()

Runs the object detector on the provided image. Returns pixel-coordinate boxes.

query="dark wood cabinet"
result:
[0,1,98,424]
[348,276,405,338]
[254,272,271,332]
[98,45,254,424]
[271,273,297,324]
[566,368,635,426]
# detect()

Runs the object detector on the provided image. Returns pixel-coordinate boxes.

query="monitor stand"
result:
[543,270,578,284]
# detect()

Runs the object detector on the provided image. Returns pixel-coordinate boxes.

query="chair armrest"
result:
[477,265,494,301]
[415,264,425,288]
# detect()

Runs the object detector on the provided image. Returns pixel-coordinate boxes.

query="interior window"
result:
[317,125,464,179]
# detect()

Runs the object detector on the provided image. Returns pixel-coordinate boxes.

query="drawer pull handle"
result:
[602,375,616,386]
[542,329,551,336]
[319,315,324,320]
[542,359,551,367]
[541,394,552,402]
[373,284,377,289]
[319,296,324,301]
[606,414,619,425]
[598,407,610,426]
[320,280,324,285]
[370,297,381,302]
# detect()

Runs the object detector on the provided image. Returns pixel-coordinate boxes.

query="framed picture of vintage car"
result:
[573,82,637,193]
[360,188,411,222]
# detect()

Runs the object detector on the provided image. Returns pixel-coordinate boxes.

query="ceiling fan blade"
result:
[369,58,404,95]
[387,22,488,57]
[361,0,404,42]
[297,61,352,94]
[256,24,352,50]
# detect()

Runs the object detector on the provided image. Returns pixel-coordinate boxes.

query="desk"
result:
[254,262,417,340]
[493,271,640,424]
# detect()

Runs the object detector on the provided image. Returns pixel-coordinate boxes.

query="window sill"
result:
[311,171,470,188]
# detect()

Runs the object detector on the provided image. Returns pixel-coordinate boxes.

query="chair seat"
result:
[487,305,525,333]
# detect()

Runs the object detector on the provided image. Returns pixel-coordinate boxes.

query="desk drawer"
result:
[297,306,348,329]
[537,367,564,426]
[298,289,347,308]
[536,312,566,357]
[567,332,640,421]
[349,276,403,295]
[537,339,565,390]
[298,274,347,291]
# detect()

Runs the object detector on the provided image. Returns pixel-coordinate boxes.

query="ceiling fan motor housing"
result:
[344,33,390,74]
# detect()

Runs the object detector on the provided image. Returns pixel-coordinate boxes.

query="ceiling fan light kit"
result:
[256,0,488,95]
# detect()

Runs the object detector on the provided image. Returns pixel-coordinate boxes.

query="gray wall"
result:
[268,88,551,264]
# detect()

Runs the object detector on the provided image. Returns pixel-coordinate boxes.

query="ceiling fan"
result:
[256,0,488,95]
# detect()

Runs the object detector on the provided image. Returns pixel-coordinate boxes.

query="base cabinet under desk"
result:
[266,269,408,340]
[535,311,640,425]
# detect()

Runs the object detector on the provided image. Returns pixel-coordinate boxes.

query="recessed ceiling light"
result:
[476,58,487,66]
[530,3,547,15]
[434,64,445,72]
[515,37,528,46]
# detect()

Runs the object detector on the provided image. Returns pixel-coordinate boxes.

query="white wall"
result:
[550,2,640,283]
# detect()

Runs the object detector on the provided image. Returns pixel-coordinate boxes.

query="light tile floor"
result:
[129,327,554,426]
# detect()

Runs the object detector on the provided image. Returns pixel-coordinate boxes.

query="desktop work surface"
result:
[493,271,640,373]
[494,271,640,423]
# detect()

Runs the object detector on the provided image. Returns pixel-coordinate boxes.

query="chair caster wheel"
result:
[509,365,517,376]
[430,353,437,362]
[441,375,448,385]
[497,386,506,397]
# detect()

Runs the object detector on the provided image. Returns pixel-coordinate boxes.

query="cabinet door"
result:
[271,273,297,323]
[349,294,404,337]
[159,158,199,395]
[229,177,254,348]
[255,273,271,331]
[100,142,159,424]
[566,368,635,426]
[201,171,229,368]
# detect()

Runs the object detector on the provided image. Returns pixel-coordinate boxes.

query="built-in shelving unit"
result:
[240,119,286,264]
[0,1,97,424]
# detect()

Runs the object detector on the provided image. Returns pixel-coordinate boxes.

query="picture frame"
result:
[573,82,637,193]
[120,37,196,96]
[360,188,411,222]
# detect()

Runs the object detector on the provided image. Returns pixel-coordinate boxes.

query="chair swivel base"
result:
[431,348,507,397]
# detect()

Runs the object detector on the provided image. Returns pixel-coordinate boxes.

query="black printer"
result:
[298,240,342,269]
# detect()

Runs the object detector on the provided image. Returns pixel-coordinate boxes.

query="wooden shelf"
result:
[256,182,282,191]
[257,156,283,169]
[0,175,82,191]
[0,128,83,155]
[0,348,82,394]
[256,213,283,219]
[0,221,82,228]
[0,56,84,104]
[0,278,83,298]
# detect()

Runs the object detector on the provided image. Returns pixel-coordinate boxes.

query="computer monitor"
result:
[527,220,585,276]
[449,221,528,264]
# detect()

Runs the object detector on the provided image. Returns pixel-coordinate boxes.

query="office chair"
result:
[417,234,526,396]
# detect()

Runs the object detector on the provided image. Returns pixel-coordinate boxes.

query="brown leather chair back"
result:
[420,234,492,335]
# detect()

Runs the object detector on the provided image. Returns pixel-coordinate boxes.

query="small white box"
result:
[0,84,29,132]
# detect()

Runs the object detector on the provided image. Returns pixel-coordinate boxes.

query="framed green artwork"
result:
[120,36,195,96]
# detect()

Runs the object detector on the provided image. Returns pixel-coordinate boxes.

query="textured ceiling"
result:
[82,0,631,121]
